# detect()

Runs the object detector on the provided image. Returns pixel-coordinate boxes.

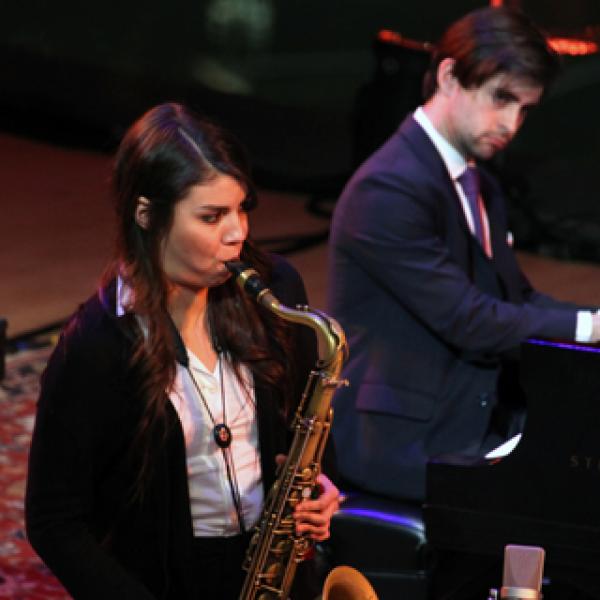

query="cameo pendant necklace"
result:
[187,353,232,449]
[186,352,246,533]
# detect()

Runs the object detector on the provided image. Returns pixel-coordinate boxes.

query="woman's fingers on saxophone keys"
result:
[293,474,340,540]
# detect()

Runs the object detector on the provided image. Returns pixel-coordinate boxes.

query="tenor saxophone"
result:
[226,261,348,600]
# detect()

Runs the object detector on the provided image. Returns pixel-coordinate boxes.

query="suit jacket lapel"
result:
[478,166,521,298]
[399,116,483,247]
[398,116,485,238]
[399,116,516,296]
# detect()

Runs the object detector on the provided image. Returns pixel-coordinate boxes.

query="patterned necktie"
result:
[457,165,485,248]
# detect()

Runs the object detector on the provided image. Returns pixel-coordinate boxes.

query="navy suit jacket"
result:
[328,115,578,501]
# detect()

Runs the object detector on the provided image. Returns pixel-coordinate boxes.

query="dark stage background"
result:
[1,0,600,258]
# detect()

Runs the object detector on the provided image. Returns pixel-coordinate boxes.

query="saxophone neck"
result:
[225,261,347,367]
[269,298,347,368]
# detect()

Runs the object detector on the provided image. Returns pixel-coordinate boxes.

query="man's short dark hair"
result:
[422,7,560,100]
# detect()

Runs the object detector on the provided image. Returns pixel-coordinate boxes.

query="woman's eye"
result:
[200,212,220,224]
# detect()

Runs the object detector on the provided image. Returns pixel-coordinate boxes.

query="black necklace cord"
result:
[186,355,246,534]
[168,313,247,534]
[221,449,247,534]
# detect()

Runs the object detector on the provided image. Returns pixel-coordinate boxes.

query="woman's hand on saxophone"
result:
[293,473,341,542]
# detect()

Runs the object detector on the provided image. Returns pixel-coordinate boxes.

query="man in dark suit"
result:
[328,7,600,501]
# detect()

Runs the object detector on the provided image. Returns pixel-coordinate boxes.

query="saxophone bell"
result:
[321,566,379,600]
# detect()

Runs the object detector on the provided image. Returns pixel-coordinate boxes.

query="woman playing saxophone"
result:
[25,102,340,600]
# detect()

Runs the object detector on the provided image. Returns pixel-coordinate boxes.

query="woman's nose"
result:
[223,212,248,244]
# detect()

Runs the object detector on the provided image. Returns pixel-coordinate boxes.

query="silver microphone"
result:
[499,545,545,599]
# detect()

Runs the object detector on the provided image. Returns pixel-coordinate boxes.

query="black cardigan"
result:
[26,256,325,599]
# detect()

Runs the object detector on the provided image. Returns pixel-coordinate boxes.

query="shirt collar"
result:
[413,106,468,180]
[116,275,215,369]
[116,275,131,317]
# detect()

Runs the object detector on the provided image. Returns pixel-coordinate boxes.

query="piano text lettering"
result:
[569,454,600,471]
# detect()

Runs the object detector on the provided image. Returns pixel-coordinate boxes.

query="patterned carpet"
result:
[0,343,71,599]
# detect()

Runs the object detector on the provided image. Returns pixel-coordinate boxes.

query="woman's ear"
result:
[437,57,458,96]
[135,196,151,229]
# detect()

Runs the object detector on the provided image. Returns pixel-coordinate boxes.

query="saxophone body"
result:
[226,261,348,600]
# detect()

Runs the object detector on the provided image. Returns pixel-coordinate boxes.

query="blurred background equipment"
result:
[351,29,432,168]
[0,1,481,192]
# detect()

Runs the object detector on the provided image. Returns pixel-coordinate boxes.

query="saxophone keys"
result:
[270,539,293,556]
[262,562,281,585]
[300,467,313,481]
[322,375,350,389]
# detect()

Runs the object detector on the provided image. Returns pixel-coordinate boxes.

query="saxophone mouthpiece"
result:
[224,260,270,300]
[224,260,247,278]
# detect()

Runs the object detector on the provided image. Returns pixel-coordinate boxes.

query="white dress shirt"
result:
[169,353,263,537]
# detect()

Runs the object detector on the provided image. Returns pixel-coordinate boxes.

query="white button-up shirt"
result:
[169,353,263,537]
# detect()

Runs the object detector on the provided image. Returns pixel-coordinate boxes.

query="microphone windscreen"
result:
[502,544,545,591]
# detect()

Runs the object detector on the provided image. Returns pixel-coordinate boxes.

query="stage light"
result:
[547,37,599,55]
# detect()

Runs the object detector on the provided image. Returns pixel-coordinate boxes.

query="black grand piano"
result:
[425,339,600,599]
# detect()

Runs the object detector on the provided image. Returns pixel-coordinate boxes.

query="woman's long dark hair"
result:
[106,103,291,495]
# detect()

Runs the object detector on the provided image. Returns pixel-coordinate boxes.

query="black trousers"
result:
[191,532,252,599]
